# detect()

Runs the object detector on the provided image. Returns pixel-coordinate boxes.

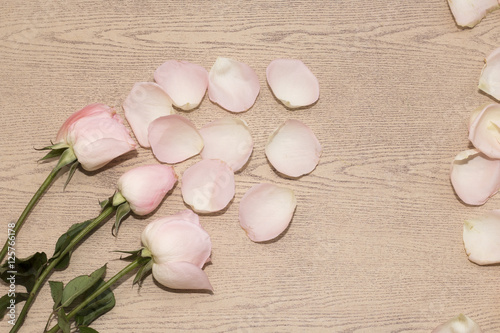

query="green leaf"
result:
[39,148,66,162]
[0,293,28,319]
[78,327,100,333]
[0,252,47,293]
[63,161,80,190]
[50,219,93,270]
[112,202,130,236]
[49,281,64,310]
[61,265,107,308]
[75,279,116,327]
[57,308,71,333]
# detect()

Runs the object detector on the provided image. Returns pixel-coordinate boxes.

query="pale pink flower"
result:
[141,210,212,290]
[117,164,177,216]
[56,103,136,171]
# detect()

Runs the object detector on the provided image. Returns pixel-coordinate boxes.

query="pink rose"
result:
[141,210,213,290]
[117,164,177,215]
[56,103,136,171]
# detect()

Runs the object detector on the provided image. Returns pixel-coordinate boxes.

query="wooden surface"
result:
[1,0,499,332]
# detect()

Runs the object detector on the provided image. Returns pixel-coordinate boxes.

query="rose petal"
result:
[154,60,208,110]
[56,103,111,142]
[450,149,500,205]
[123,82,174,148]
[152,261,213,291]
[468,103,500,158]
[478,47,500,101]
[239,183,297,242]
[117,164,177,215]
[143,219,211,267]
[148,115,204,164]
[266,59,319,108]
[463,210,500,265]
[447,0,498,28]
[432,314,482,333]
[265,119,322,177]
[199,117,253,172]
[208,57,260,113]
[181,159,235,213]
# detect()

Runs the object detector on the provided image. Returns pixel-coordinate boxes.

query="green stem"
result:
[10,206,116,333]
[0,167,61,263]
[46,257,144,333]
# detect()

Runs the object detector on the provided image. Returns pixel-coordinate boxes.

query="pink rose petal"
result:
[117,164,177,215]
[266,59,319,108]
[148,115,204,164]
[208,57,260,113]
[450,149,500,205]
[152,261,213,291]
[199,117,253,172]
[432,314,482,333]
[463,210,500,265]
[154,60,208,110]
[239,183,297,242]
[468,103,500,159]
[265,119,322,178]
[181,159,235,213]
[447,0,498,28]
[478,47,500,101]
[123,82,173,147]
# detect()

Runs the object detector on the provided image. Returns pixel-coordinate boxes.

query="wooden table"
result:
[1,0,499,332]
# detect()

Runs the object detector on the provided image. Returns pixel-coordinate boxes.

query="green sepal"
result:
[78,327,100,333]
[60,265,107,308]
[112,191,127,207]
[133,257,153,286]
[54,148,77,172]
[49,281,64,310]
[0,252,47,293]
[0,293,29,319]
[39,148,67,162]
[63,161,80,190]
[112,202,130,236]
[99,198,110,210]
[113,248,144,261]
[74,279,116,327]
[50,219,93,271]
[57,308,71,333]
[35,142,69,151]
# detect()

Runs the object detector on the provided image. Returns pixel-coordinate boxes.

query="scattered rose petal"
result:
[266,59,319,108]
[181,159,235,213]
[265,119,322,178]
[154,60,208,111]
[447,0,499,28]
[432,314,482,333]
[463,210,500,265]
[123,82,174,147]
[148,115,204,164]
[208,57,260,113]
[468,103,500,159]
[478,47,500,101]
[117,164,177,215]
[199,117,253,172]
[450,149,500,205]
[141,210,213,290]
[239,183,297,242]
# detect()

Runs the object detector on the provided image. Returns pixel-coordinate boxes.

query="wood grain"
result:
[1,0,500,331]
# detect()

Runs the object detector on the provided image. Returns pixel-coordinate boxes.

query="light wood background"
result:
[1,0,499,332]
